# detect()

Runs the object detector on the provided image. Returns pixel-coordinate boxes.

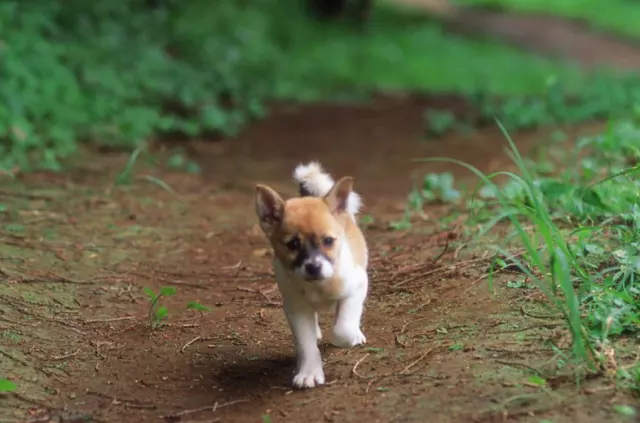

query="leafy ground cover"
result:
[0,0,591,172]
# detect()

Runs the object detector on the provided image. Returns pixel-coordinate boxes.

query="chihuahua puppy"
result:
[254,162,369,389]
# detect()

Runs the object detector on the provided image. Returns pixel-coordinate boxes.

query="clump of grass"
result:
[144,286,177,328]
[414,118,640,389]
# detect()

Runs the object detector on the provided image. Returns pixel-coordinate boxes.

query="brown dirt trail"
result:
[392,0,640,70]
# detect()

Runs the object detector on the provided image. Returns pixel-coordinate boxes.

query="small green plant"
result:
[613,404,636,417]
[166,151,201,174]
[359,214,375,228]
[0,379,16,393]
[419,173,461,204]
[389,214,413,231]
[390,172,461,230]
[424,110,457,138]
[114,147,178,194]
[143,286,177,328]
[115,147,145,187]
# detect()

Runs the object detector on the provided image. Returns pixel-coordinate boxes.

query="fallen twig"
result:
[86,390,156,409]
[399,347,435,375]
[181,336,214,353]
[84,316,137,324]
[489,322,562,334]
[351,353,370,380]
[50,350,80,361]
[520,305,562,320]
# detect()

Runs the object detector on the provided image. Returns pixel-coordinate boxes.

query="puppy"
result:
[254,162,369,389]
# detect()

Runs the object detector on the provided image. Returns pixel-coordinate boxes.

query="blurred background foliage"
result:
[0,0,630,171]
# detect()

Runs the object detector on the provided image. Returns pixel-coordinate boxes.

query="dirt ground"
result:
[1,11,639,423]
[395,0,640,70]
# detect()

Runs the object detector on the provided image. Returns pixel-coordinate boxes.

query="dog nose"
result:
[304,262,321,278]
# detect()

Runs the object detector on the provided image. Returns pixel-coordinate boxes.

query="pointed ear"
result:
[324,176,353,213]
[255,184,285,235]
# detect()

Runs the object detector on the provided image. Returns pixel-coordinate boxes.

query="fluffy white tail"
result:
[293,162,362,215]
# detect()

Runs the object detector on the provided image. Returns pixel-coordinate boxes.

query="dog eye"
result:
[322,236,335,247]
[286,236,300,251]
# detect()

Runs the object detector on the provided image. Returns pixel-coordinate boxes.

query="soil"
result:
[1,11,639,423]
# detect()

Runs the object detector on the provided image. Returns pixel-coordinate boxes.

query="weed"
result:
[389,215,413,231]
[114,147,146,187]
[114,147,178,194]
[424,110,457,138]
[0,379,16,393]
[166,151,202,174]
[143,286,177,328]
[359,214,375,228]
[389,172,461,229]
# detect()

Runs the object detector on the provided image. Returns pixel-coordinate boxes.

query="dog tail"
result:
[293,161,362,215]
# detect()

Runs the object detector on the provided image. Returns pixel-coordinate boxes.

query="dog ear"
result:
[255,184,285,235]
[324,176,353,214]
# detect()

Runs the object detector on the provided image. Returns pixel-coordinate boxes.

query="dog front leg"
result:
[284,301,325,389]
[331,275,368,348]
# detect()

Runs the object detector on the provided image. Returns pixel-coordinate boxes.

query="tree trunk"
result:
[308,0,348,20]
[307,0,373,26]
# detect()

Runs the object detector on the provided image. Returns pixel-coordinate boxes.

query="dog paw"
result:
[330,326,367,348]
[293,365,325,389]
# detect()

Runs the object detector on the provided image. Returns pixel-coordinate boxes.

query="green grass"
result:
[407,117,640,391]
[454,0,640,40]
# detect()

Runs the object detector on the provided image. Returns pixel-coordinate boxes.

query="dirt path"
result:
[0,94,628,423]
[392,0,640,70]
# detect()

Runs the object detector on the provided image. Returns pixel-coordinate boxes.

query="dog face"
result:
[255,177,353,281]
